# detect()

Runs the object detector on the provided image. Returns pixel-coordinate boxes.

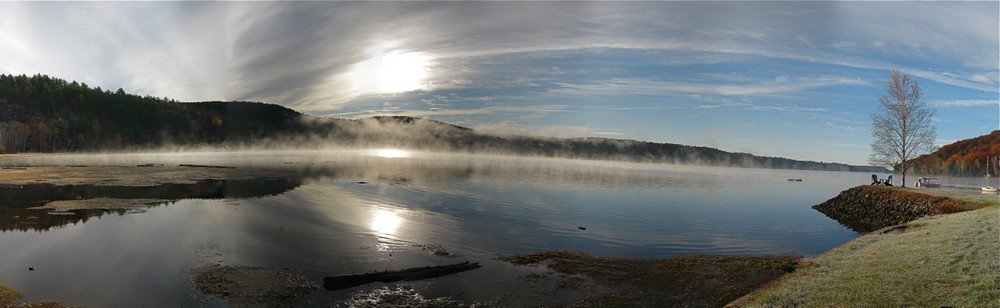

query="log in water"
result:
[323,261,482,290]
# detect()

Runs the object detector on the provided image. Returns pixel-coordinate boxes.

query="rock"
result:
[812,186,965,233]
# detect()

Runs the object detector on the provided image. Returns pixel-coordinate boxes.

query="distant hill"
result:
[908,130,1000,176]
[0,74,886,172]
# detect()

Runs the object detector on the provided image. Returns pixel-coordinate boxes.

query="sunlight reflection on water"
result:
[371,148,410,158]
[371,209,402,235]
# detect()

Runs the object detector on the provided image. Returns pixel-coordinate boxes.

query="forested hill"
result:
[0,74,885,172]
[907,130,1000,176]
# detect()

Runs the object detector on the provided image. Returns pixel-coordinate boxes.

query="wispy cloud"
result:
[2,1,995,108]
[322,104,571,120]
[932,99,999,108]
[548,75,867,98]
[795,141,869,149]
[469,121,623,139]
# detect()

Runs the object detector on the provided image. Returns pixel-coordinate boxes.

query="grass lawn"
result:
[733,191,998,307]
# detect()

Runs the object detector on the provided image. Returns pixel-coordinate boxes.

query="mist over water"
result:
[0,150,870,306]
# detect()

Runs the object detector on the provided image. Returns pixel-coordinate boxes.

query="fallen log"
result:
[178,164,235,169]
[323,261,481,290]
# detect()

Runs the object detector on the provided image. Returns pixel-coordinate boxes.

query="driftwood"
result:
[323,261,481,290]
[178,164,235,169]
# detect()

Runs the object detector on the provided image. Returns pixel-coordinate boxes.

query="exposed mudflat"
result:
[504,251,797,307]
[0,165,288,187]
[29,197,171,214]
[193,264,317,307]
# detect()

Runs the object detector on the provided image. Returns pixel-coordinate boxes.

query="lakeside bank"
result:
[730,187,999,307]
[812,185,993,232]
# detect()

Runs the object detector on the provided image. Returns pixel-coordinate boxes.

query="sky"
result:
[0,1,997,166]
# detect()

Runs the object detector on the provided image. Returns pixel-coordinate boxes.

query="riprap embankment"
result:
[812,185,983,232]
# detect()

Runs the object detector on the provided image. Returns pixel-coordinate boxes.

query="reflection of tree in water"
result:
[0,177,302,232]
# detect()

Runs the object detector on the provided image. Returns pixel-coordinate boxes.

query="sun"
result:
[349,51,430,94]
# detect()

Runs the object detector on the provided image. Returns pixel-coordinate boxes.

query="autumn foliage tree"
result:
[908,130,999,176]
[869,70,937,187]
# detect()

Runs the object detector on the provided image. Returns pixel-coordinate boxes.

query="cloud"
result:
[468,121,621,139]
[548,75,865,100]
[822,120,866,133]
[932,99,999,108]
[401,105,572,118]
[0,1,995,115]
[321,104,571,120]
[680,94,833,115]
[794,141,869,149]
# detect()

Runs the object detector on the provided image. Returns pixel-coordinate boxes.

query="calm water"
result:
[0,150,873,306]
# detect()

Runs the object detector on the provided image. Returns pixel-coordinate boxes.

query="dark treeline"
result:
[0,74,885,172]
[0,73,308,151]
[907,130,999,177]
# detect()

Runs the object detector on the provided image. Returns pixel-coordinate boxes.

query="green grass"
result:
[735,205,999,307]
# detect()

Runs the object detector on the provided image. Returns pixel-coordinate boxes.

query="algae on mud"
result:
[505,251,797,307]
[193,264,318,307]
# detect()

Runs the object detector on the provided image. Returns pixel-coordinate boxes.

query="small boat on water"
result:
[984,158,997,193]
[787,178,802,182]
[915,177,941,188]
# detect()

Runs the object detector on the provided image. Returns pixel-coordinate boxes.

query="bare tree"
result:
[869,70,937,187]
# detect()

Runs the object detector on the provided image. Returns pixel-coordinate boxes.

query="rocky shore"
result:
[812,185,981,233]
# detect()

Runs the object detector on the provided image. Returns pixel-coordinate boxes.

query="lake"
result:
[0,150,874,306]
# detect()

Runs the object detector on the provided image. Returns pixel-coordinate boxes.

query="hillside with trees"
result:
[0,74,886,172]
[907,130,1000,177]
[0,74,310,151]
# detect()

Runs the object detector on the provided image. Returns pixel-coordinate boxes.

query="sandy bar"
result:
[28,197,172,213]
[0,165,290,187]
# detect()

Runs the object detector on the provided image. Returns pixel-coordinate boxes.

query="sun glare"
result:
[372,149,409,158]
[349,51,430,94]
[371,209,402,235]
